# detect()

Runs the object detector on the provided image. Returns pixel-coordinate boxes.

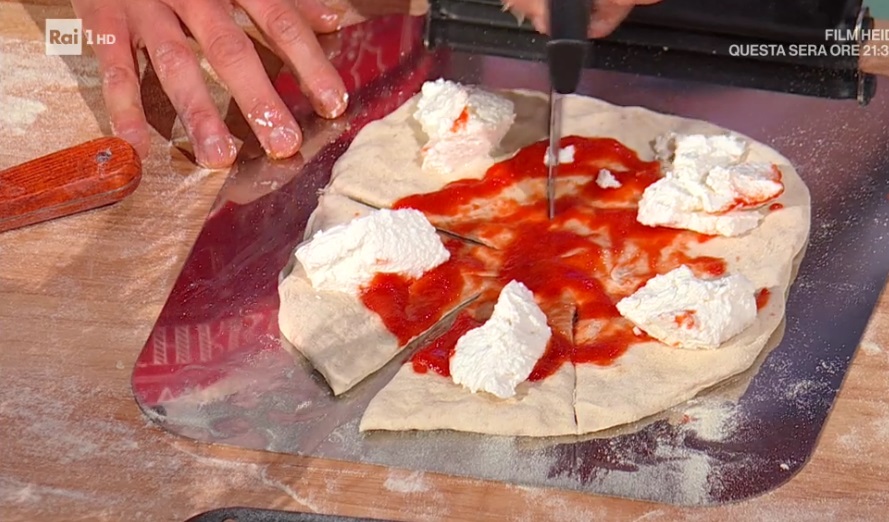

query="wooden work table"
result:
[2,1,888,520]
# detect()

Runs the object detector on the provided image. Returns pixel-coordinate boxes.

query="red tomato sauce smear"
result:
[363,136,757,380]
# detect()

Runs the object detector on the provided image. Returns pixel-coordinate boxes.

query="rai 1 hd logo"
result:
[45,18,116,56]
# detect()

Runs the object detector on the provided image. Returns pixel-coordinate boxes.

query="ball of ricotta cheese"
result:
[295,208,450,296]
[616,265,758,350]
[450,280,551,399]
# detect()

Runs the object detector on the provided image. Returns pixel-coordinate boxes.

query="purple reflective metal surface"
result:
[132,16,889,506]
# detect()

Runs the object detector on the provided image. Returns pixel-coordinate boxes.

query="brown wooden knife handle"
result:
[0,137,142,233]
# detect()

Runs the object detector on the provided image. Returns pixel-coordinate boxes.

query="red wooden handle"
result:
[0,137,142,233]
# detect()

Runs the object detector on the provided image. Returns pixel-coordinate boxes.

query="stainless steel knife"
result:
[546,0,592,219]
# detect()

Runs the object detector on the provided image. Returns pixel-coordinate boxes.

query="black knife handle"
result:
[547,41,587,94]
[548,0,591,94]
[550,0,590,41]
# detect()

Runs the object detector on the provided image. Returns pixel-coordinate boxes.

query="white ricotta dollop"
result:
[295,209,450,296]
[450,280,552,399]
[596,168,621,189]
[637,133,784,236]
[655,133,747,175]
[616,265,757,350]
[543,145,576,166]
[414,79,515,175]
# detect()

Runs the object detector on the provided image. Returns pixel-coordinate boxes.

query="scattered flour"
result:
[256,467,325,513]
[872,415,889,442]
[198,57,222,84]
[837,427,861,451]
[679,399,739,442]
[593,440,716,506]
[507,484,606,522]
[0,94,46,135]
[383,470,431,493]
[861,340,883,355]
[0,476,94,504]
[650,444,714,505]
[783,379,830,410]
[0,37,102,142]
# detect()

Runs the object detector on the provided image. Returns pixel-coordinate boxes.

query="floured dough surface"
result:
[303,192,377,240]
[279,193,393,395]
[574,288,786,433]
[279,262,401,395]
[328,91,551,208]
[280,88,810,436]
[362,299,580,436]
[279,193,495,395]
[360,364,577,436]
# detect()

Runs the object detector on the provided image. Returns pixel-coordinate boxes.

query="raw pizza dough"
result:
[278,89,810,436]
[278,192,494,395]
[328,91,551,208]
[278,193,399,395]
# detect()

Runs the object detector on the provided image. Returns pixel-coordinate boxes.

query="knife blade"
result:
[546,92,563,219]
[546,0,592,219]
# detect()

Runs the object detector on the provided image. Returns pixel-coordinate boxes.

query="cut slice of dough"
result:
[327,91,550,209]
[279,255,490,395]
[359,363,577,437]
[279,193,498,395]
[279,263,401,395]
[360,300,579,437]
[573,284,786,433]
[326,96,471,208]
[555,97,809,434]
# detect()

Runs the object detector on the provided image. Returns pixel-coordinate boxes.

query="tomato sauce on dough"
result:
[365,136,742,380]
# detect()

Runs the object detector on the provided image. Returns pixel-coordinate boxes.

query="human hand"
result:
[504,0,661,38]
[71,0,349,169]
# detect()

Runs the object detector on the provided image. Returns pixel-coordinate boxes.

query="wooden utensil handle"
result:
[0,137,142,233]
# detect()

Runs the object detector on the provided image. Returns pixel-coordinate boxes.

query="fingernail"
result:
[266,126,301,158]
[327,5,349,30]
[319,12,342,31]
[197,135,237,169]
[318,90,349,119]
